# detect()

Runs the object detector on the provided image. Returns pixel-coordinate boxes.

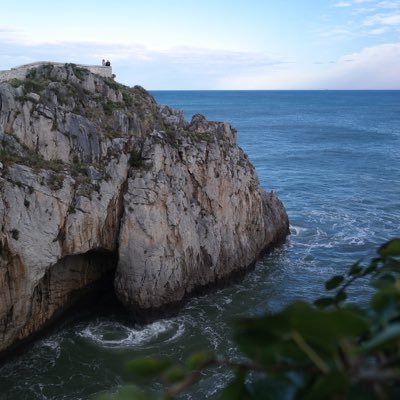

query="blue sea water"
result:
[0,91,399,399]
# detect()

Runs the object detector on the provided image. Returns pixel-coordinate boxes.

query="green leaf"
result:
[220,369,250,400]
[247,376,298,400]
[364,263,377,275]
[378,239,400,257]
[370,286,400,322]
[162,366,186,384]
[126,357,173,378]
[302,371,349,400]
[313,297,334,309]
[371,273,396,289]
[98,385,152,400]
[362,323,400,352]
[348,262,363,276]
[233,301,369,365]
[97,395,114,400]
[325,275,344,290]
[186,351,213,371]
[347,384,381,400]
[334,290,347,304]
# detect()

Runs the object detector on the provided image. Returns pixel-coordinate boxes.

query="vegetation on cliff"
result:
[0,63,180,203]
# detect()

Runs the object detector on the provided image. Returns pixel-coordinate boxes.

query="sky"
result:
[1,0,399,89]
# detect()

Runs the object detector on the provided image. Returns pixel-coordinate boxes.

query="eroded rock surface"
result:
[0,64,289,353]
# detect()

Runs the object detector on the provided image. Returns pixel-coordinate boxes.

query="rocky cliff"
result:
[0,63,289,353]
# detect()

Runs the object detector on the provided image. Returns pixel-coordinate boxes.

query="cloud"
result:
[334,1,352,6]
[320,1,400,40]
[113,46,288,89]
[351,7,377,14]
[0,27,25,43]
[368,27,389,34]
[378,1,400,9]
[321,26,357,38]
[217,42,400,89]
[363,11,400,25]
[0,36,287,89]
[2,24,399,90]
[0,25,50,47]
[313,42,400,88]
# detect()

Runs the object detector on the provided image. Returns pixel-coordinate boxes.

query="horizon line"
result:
[148,88,400,91]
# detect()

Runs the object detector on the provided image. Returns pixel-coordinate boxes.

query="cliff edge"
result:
[0,64,289,353]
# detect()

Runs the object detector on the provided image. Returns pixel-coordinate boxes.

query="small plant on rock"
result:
[128,150,143,168]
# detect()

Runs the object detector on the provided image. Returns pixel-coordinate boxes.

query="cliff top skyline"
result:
[1,0,399,90]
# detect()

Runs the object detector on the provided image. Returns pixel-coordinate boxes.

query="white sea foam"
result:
[165,320,186,343]
[78,319,184,348]
[202,325,224,350]
[40,337,62,362]
[290,224,308,236]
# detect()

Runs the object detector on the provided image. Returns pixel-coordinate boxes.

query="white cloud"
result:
[0,27,25,43]
[369,27,389,33]
[1,22,399,90]
[334,2,352,7]
[314,42,400,88]
[0,35,287,89]
[364,11,400,25]
[351,7,377,14]
[319,26,358,38]
[217,43,400,89]
[0,30,282,69]
[378,1,400,9]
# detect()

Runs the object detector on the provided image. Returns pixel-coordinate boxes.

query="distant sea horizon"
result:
[149,89,400,91]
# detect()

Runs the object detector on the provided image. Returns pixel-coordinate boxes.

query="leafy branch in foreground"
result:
[98,239,400,400]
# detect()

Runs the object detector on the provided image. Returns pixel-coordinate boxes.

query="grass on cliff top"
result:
[5,65,179,156]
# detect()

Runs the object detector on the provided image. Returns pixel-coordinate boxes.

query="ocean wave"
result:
[39,337,62,362]
[77,319,185,349]
[296,208,376,248]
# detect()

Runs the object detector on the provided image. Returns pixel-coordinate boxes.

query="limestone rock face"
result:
[115,114,288,310]
[0,64,289,353]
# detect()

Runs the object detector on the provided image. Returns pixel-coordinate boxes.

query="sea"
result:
[0,90,399,399]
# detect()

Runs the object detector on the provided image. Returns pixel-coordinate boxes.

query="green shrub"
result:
[128,150,143,168]
[23,78,46,93]
[103,77,122,91]
[47,172,64,191]
[100,239,400,400]
[103,100,122,116]
[71,160,89,177]
[0,141,64,173]
[122,92,134,107]
[8,78,25,88]
[72,65,86,80]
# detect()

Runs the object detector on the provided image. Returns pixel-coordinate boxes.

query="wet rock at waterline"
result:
[0,63,289,353]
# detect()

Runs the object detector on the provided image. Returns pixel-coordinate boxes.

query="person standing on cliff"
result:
[102,59,106,66]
